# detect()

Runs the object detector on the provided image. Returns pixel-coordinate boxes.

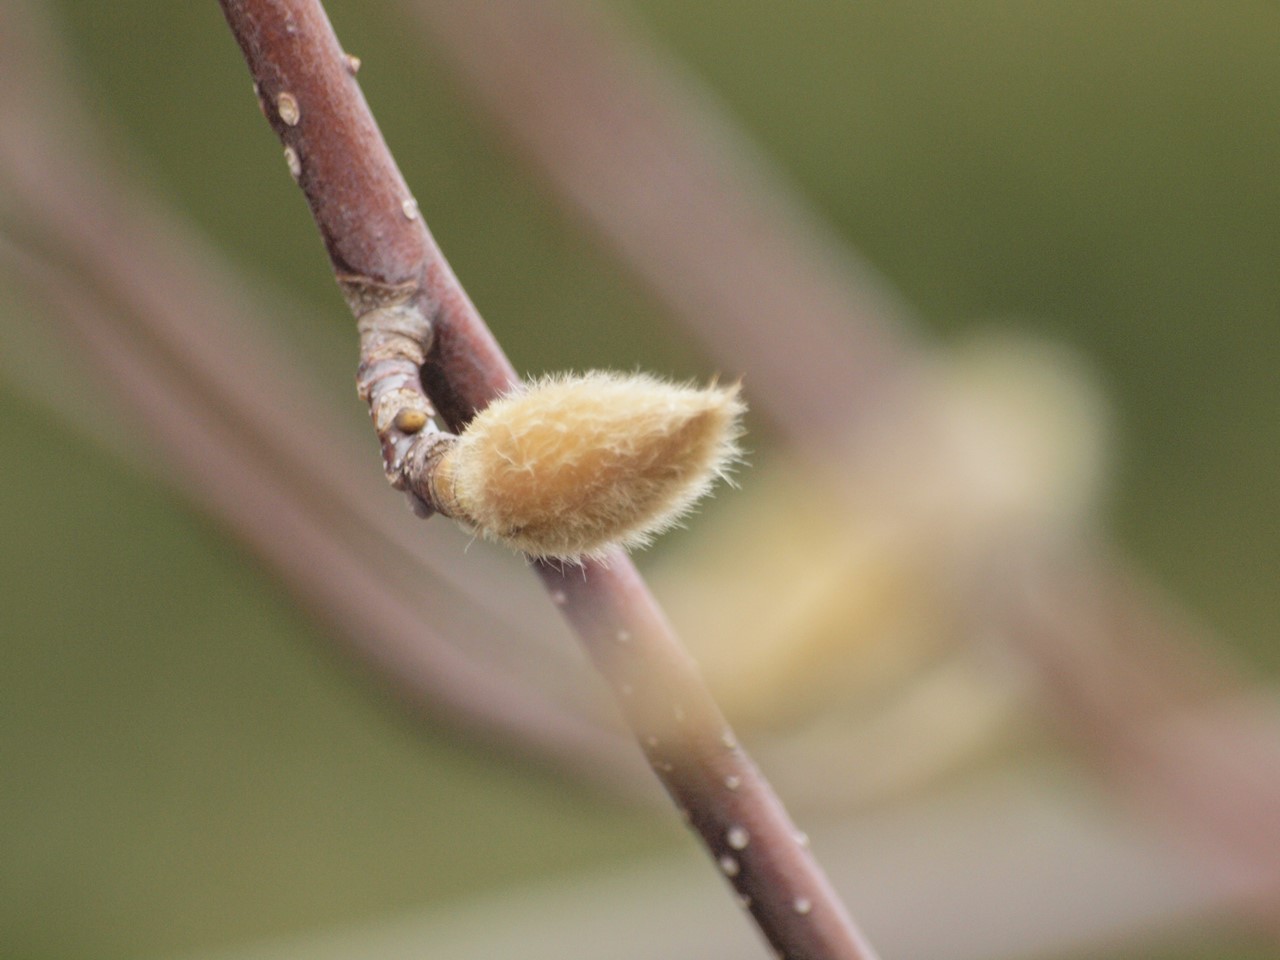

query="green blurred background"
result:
[1,2,1277,958]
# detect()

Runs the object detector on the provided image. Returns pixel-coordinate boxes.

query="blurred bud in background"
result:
[657,332,1109,804]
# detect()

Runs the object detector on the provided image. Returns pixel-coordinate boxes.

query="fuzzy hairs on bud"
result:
[431,371,745,560]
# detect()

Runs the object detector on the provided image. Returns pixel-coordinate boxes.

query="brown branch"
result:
[215,1,879,957]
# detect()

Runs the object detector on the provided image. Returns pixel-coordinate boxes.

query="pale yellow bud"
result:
[432,371,745,560]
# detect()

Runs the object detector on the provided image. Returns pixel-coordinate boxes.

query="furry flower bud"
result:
[430,371,745,560]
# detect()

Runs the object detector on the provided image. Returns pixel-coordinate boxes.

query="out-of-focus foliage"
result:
[1,2,1276,958]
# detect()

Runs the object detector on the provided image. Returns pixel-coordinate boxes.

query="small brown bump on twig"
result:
[344,52,361,74]
[276,90,301,125]
[393,408,429,433]
[283,145,301,180]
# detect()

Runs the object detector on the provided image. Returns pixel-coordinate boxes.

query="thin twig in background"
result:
[399,0,1280,932]
[1003,549,1280,933]
[214,1,880,957]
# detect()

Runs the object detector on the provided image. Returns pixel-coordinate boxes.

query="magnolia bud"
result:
[430,371,745,560]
